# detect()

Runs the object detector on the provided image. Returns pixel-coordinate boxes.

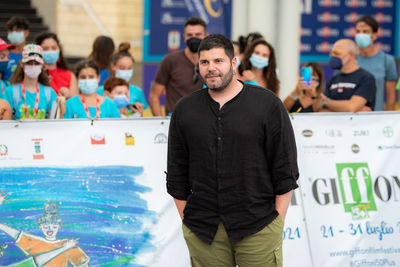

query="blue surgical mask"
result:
[329,56,343,70]
[43,51,60,64]
[113,94,129,108]
[78,79,98,95]
[235,56,241,68]
[355,33,371,48]
[249,54,269,69]
[7,31,25,45]
[115,69,133,82]
[0,61,8,73]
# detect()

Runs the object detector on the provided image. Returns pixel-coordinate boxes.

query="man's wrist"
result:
[321,98,329,109]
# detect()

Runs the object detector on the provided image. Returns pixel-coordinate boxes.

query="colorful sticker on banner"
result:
[91,134,105,145]
[32,138,44,160]
[125,132,135,146]
[154,133,168,144]
[168,30,180,51]
[0,144,7,156]
[336,163,377,220]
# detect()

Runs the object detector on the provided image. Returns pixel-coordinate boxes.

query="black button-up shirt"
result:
[167,83,299,244]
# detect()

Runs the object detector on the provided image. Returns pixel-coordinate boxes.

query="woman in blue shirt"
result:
[96,42,148,115]
[63,59,120,119]
[4,44,57,120]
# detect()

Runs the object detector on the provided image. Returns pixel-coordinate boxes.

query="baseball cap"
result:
[22,44,44,64]
[0,38,16,51]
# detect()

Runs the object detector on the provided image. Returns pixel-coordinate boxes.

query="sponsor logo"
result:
[378,145,400,151]
[0,144,8,156]
[300,27,312,37]
[302,129,313,137]
[371,0,393,8]
[377,28,392,38]
[325,129,343,137]
[316,42,332,53]
[154,133,168,144]
[168,30,180,51]
[91,134,106,145]
[32,138,44,160]
[303,145,335,154]
[345,0,367,8]
[317,12,340,23]
[382,126,394,138]
[336,163,376,220]
[351,144,360,154]
[344,12,359,23]
[318,0,340,7]
[374,12,392,23]
[353,130,369,137]
[317,26,339,38]
[161,12,186,25]
[125,132,135,146]
[161,0,186,8]
[375,42,391,53]
[343,27,356,38]
[300,43,312,52]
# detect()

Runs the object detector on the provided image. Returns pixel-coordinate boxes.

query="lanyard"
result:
[80,94,100,119]
[21,82,40,119]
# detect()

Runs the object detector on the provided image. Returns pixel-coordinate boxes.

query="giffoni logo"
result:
[336,163,377,220]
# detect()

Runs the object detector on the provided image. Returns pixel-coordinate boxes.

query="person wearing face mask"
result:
[103,77,143,117]
[62,59,119,119]
[4,16,30,81]
[96,42,147,114]
[88,36,115,86]
[149,17,207,116]
[314,39,376,112]
[355,16,398,111]
[35,32,79,99]
[283,63,324,113]
[239,39,280,95]
[4,44,58,120]
[0,38,16,99]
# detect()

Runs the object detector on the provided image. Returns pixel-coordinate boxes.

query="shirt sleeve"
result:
[47,87,58,111]
[130,85,149,110]
[108,98,121,118]
[324,78,332,98]
[384,53,397,81]
[166,107,191,200]
[353,73,376,105]
[3,84,14,109]
[266,100,299,195]
[154,55,171,86]
[63,98,73,119]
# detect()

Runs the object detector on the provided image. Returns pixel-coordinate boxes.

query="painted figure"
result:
[0,198,90,267]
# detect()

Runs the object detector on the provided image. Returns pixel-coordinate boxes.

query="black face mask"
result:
[186,37,202,53]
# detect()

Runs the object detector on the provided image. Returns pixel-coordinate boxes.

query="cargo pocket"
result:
[273,247,282,267]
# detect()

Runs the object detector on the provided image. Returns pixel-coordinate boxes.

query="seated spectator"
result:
[0,98,12,120]
[284,63,324,113]
[62,59,119,119]
[35,32,78,98]
[0,38,16,99]
[88,36,115,86]
[239,39,280,95]
[4,44,57,120]
[97,42,148,110]
[103,77,144,117]
[4,16,30,80]
[314,39,376,112]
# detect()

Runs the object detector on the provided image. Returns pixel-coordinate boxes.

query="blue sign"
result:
[300,0,400,62]
[143,0,232,62]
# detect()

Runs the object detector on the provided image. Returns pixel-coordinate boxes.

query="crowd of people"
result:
[0,15,398,121]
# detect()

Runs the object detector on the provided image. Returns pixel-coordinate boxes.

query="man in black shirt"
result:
[167,34,299,266]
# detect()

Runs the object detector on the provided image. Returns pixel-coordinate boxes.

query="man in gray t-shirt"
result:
[355,15,397,111]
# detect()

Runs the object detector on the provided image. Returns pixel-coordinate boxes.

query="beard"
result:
[203,65,234,92]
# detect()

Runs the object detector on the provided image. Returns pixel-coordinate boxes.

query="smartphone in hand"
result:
[301,67,312,87]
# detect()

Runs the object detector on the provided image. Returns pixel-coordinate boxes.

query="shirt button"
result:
[217,117,221,121]
[217,137,222,141]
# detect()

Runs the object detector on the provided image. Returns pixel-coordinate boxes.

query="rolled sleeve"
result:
[167,108,191,200]
[266,101,299,195]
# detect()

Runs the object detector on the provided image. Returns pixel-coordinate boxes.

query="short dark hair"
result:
[198,34,234,60]
[75,59,100,77]
[356,16,379,33]
[6,16,30,31]
[184,16,207,31]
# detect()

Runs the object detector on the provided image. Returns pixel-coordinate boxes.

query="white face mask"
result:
[24,65,42,79]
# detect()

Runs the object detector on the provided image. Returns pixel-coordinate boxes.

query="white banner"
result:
[0,113,399,267]
[292,112,400,267]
